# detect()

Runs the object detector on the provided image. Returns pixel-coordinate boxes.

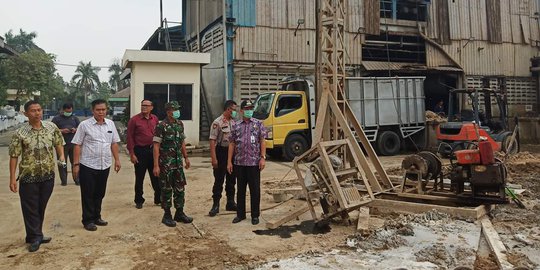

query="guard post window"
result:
[143,83,193,120]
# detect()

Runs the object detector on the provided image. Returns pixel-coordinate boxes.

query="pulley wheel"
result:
[418,151,442,180]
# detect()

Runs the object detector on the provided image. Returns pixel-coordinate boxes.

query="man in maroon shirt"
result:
[127,100,161,209]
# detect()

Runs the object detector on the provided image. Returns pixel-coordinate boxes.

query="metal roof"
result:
[362,61,462,72]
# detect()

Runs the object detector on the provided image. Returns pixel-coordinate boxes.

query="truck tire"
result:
[376,131,401,156]
[502,134,519,154]
[283,134,308,161]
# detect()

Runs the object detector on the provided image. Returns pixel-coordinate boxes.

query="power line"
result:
[54,62,113,69]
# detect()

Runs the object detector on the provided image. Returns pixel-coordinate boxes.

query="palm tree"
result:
[72,61,101,108]
[108,61,123,93]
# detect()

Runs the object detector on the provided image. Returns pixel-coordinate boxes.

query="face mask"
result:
[231,110,237,118]
[63,112,72,117]
[172,110,181,119]
[243,110,254,118]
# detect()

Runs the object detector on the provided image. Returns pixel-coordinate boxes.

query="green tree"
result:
[72,61,101,107]
[108,60,125,93]
[0,63,8,105]
[39,73,66,108]
[95,81,112,100]
[4,29,42,53]
[2,49,58,105]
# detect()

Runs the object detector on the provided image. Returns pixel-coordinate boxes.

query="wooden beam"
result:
[344,102,393,188]
[356,207,370,232]
[369,199,493,220]
[327,95,383,192]
[265,201,319,229]
[479,217,514,269]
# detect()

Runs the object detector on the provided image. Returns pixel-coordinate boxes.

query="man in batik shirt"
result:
[227,100,267,225]
[9,100,65,252]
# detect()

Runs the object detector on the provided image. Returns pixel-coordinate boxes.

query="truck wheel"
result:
[283,134,308,161]
[502,135,519,154]
[376,131,401,156]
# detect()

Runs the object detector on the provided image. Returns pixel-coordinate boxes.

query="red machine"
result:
[401,140,508,203]
[436,88,519,156]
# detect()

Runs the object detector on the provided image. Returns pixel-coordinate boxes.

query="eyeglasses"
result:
[141,104,152,107]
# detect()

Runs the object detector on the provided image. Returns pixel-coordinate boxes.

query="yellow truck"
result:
[253,76,426,160]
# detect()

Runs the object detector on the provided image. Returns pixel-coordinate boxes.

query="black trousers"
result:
[212,146,236,200]
[58,143,77,184]
[79,165,110,225]
[19,179,54,243]
[235,165,260,219]
[134,146,161,204]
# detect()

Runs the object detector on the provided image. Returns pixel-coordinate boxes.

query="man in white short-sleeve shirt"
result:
[72,99,121,232]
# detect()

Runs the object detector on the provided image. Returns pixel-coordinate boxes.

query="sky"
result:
[0,0,182,83]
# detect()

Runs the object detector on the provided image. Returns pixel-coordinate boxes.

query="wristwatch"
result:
[261,155,266,160]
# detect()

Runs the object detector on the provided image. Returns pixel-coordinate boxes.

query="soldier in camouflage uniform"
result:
[152,101,193,227]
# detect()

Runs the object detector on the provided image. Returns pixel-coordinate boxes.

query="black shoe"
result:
[74,180,80,186]
[95,219,108,226]
[28,241,41,252]
[41,236,52,244]
[225,201,237,211]
[162,215,176,227]
[232,216,246,223]
[251,217,260,225]
[61,182,67,186]
[135,203,143,209]
[174,211,193,223]
[84,223,97,231]
[154,200,161,205]
[209,201,220,217]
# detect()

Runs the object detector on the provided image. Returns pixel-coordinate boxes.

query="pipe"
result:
[222,0,229,100]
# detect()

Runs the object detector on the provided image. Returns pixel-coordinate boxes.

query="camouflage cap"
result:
[165,101,180,110]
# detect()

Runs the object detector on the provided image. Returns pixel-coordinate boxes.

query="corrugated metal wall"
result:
[233,27,362,64]
[442,0,539,43]
[184,0,223,39]
[426,0,540,76]
[254,0,361,32]
[235,0,362,64]
[439,41,537,76]
[232,0,256,26]
[234,67,313,101]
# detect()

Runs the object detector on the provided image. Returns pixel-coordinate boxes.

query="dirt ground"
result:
[1,121,539,270]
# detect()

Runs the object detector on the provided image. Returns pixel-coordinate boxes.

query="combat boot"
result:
[225,198,237,211]
[162,209,176,227]
[174,208,194,223]
[208,199,220,217]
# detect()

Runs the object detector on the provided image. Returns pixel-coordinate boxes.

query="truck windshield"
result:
[253,93,274,120]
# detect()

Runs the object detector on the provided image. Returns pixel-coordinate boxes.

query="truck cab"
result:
[253,77,316,160]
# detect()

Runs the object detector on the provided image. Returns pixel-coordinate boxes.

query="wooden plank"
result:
[265,203,312,229]
[312,90,329,145]
[356,207,370,232]
[327,96,383,192]
[486,0,503,43]
[479,216,514,269]
[363,0,380,35]
[369,199,492,220]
